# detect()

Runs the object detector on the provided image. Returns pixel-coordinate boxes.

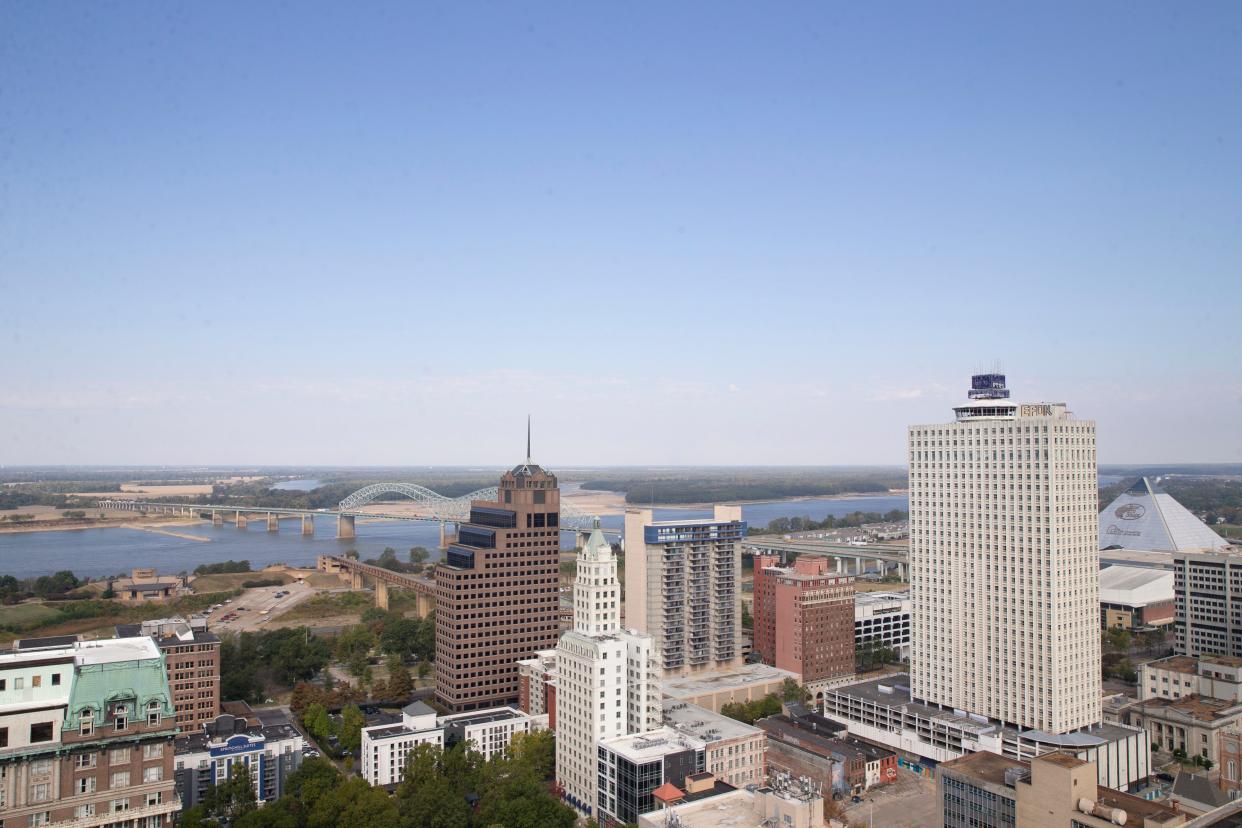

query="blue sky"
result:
[2,3,1240,465]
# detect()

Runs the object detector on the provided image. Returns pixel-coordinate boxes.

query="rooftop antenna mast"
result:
[526,415,531,464]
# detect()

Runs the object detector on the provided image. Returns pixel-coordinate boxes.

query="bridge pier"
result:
[236,512,248,529]
[351,570,364,590]
[375,580,389,610]
[302,515,314,536]
[212,510,223,527]
[439,521,448,550]
[875,558,884,576]
[897,562,907,582]
[268,513,279,532]
[854,556,863,575]
[835,557,844,574]
[337,514,356,540]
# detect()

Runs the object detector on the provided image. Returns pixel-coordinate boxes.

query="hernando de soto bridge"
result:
[99,482,601,544]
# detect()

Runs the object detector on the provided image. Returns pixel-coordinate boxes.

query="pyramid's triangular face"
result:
[1099,477,1229,552]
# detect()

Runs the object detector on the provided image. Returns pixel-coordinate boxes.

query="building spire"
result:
[526,415,531,463]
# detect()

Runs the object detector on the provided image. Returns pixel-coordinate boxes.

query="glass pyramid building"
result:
[1099,476,1230,552]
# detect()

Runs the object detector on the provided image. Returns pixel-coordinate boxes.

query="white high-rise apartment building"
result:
[623,505,745,676]
[909,373,1100,734]
[556,520,661,819]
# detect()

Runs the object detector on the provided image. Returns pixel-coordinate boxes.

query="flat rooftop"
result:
[828,674,1142,746]
[662,699,762,743]
[759,715,893,763]
[0,636,161,667]
[1035,751,1086,769]
[1136,694,1242,723]
[662,663,801,698]
[854,591,910,606]
[640,789,813,828]
[176,709,301,755]
[601,726,703,763]
[439,706,525,727]
[1147,655,1201,675]
[940,751,1027,786]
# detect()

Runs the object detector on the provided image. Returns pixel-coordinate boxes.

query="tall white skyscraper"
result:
[555,519,661,818]
[908,373,1100,734]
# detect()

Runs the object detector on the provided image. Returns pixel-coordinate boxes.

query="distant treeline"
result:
[0,571,83,604]
[582,476,901,505]
[749,509,908,535]
[0,489,105,510]
[194,560,252,575]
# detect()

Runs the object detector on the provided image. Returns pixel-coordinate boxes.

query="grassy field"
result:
[278,591,374,622]
[190,571,297,593]
[0,603,61,628]
[0,589,242,644]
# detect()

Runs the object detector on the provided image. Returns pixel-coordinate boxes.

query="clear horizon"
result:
[3,3,1240,466]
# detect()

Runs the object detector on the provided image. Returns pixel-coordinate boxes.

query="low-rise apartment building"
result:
[360,701,444,787]
[174,706,304,810]
[360,702,536,787]
[439,706,534,760]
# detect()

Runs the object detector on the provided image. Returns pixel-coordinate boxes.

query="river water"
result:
[0,493,910,579]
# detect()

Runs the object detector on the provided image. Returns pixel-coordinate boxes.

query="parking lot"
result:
[204,581,316,632]
[840,768,939,828]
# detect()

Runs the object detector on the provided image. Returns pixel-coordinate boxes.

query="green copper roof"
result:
[580,517,612,562]
[64,655,174,730]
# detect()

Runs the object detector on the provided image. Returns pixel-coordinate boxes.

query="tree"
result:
[780,678,810,703]
[334,625,376,664]
[741,602,753,630]
[339,704,366,754]
[303,703,332,743]
[397,743,472,828]
[386,654,413,699]
[307,776,400,828]
[101,579,116,599]
[476,778,576,828]
[410,546,430,565]
[510,729,555,781]
[201,763,258,823]
[379,617,421,656]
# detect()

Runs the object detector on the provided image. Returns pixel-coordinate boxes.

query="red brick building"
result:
[752,555,855,694]
[435,458,563,712]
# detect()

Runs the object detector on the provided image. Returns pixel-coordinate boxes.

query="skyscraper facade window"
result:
[435,455,563,712]
[555,521,660,817]
[908,374,1100,734]
[623,505,745,677]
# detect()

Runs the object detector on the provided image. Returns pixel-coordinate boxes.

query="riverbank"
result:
[0,514,204,535]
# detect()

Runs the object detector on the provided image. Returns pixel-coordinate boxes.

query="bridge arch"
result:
[338,483,452,511]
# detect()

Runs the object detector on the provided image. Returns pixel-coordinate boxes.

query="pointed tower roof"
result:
[1099,477,1230,553]
[579,516,612,563]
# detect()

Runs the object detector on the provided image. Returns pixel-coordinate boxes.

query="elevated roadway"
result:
[742,537,909,579]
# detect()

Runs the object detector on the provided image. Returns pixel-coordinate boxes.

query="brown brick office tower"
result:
[435,458,563,712]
